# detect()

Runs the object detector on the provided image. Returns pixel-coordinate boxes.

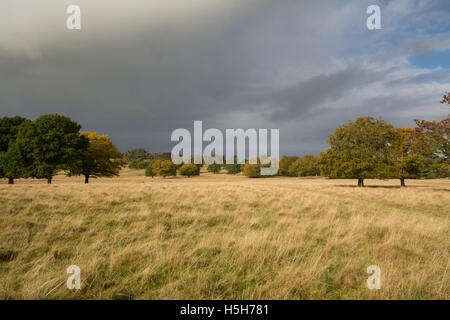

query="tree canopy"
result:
[288,155,319,177]
[319,116,394,187]
[13,114,88,184]
[179,164,200,177]
[278,156,299,176]
[69,132,126,183]
[0,116,30,184]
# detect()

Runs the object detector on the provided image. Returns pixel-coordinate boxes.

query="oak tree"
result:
[319,116,394,187]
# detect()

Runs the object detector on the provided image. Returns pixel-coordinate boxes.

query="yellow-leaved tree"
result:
[68,132,125,183]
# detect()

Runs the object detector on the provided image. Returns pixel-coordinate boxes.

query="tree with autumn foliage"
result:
[68,132,126,183]
[179,164,200,177]
[441,92,450,105]
[319,116,394,187]
[411,116,449,177]
[153,160,177,178]
[278,155,299,176]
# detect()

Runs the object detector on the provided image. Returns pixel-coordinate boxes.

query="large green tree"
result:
[14,114,88,184]
[0,116,30,184]
[319,116,394,187]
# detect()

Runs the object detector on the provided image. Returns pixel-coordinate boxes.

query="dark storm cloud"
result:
[265,65,388,121]
[0,0,449,156]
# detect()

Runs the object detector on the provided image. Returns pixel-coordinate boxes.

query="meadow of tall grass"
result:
[0,170,448,299]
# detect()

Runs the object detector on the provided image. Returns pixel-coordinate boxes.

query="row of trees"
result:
[243,94,449,186]
[121,150,246,176]
[0,114,124,184]
[2,94,447,185]
[142,156,246,178]
[242,116,448,186]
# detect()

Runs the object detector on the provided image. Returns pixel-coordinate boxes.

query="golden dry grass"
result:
[0,169,449,299]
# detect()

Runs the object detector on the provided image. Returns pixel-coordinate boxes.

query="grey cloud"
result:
[0,0,449,156]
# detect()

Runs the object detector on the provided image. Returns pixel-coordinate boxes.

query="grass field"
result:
[0,169,449,299]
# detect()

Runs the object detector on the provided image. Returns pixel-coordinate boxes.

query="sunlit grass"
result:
[0,170,449,299]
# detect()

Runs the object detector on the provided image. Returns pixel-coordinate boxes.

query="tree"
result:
[68,132,125,183]
[179,164,200,177]
[319,116,394,187]
[14,114,89,184]
[288,155,319,177]
[411,117,449,165]
[0,143,31,184]
[224,156,243,174]
[0,116,30,184]
[278,156,299,176]
[385,128,424,187]
[207,163,222,174]
[410,116,449,179]
[0,116,29,152]
[153,160,177,178]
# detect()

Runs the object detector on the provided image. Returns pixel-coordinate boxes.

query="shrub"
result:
[179,164,200,177]
[224,156,242,174]
[145,161,156,177]
[154,160,177,178]
[243,163,261,178]
[207,163,222,174]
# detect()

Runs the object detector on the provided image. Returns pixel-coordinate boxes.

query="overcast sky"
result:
[1,0,449,155]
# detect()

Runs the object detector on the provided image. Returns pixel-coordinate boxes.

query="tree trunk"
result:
[47,177,52,184]
[8,177,14,185]
[400,177,406,187]
[357,178,364,187]
[84,175,89,184]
